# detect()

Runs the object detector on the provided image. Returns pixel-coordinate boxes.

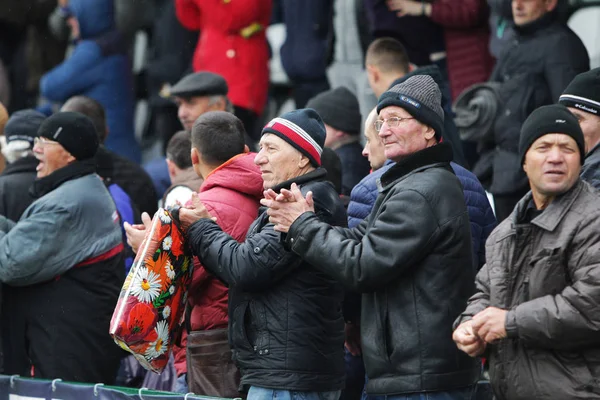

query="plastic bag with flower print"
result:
[110,207,193,373]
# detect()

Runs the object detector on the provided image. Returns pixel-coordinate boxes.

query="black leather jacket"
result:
[286,144,481,395]
[189,168,347,392]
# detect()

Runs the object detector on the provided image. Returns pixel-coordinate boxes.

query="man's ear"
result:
[545,0,558,12]
[298,154,311,169]
[208,97,226,111]
[243,144,250,153]
[191,148,200,166]
[366,64,379,82]
[423,125,436,141]
[166,158,177,177]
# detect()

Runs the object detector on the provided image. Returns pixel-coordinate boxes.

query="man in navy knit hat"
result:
[177,109,347,400]
[264,76,480,399]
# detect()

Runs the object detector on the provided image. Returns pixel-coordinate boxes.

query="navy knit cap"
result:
[519,104,585,165]
[261,108,326,167]
[37,111,99,161]
[377,75,444,140]
[5,109,46,147]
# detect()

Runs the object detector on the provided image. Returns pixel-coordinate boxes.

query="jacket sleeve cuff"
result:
[285,211,318,252]
[505,309,519,338]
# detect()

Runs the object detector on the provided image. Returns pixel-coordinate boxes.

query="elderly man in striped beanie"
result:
[177,108,347,400]
[263,76,481,399]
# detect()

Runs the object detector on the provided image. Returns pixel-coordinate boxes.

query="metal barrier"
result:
[0,375,229,400]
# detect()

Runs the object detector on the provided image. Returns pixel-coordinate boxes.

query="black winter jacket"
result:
[475,12,589,195]
[581,143,600,190]
[285,143,480,395]
[189,168,347,392]
[0,156,38,222]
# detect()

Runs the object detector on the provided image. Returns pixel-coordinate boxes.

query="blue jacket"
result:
[40,0,140,163]
[348,160,496,269]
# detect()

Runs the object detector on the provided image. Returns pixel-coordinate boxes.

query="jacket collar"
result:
[514,11,557,37]
[378,142,453,191]
[30,159,97,199]
[585,142,600,163]
[513,179,584,232]
[271,168,327,192]
[1,156,39,176]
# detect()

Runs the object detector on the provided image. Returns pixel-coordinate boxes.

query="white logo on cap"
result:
[53,127,63,139]
[555,119,566,124]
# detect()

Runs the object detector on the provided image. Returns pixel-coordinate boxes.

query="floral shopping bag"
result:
[110,208,193,373]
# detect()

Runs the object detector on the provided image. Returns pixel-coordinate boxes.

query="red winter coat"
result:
[173,153,263,376]
[175,0,271,116]
[430,0,495,101]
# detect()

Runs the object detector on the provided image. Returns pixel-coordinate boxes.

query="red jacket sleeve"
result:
[175,0,202,31]
[430,0,486,29]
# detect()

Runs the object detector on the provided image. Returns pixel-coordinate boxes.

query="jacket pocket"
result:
[230,301,252,351]
[527,247,568,300]
[249,300,270,354]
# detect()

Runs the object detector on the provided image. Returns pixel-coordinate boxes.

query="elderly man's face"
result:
[363,112,386,171]
[33,137,75,178]
[377,106,434,162]
[568,107,600,154]
[512,0,556,26]
[255,134,307,190]
[176,96,224,131]
[523,133,581,200]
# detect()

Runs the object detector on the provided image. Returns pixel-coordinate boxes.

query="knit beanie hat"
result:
[5,109,46,147]
[37,111,99,161]
[262,108,326,167]
[377,75,444,140]
[519,104,585,165]
[559,67,600,116]
[306,87,361,135]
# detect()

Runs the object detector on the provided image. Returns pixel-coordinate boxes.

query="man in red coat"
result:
[175,0,271,141]
[126,112,263,396]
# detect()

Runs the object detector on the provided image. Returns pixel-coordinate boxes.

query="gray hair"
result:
[2,140,34,163]
[207,95,234,113]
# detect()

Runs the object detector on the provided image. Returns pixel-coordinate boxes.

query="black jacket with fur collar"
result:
[286,143,481,395]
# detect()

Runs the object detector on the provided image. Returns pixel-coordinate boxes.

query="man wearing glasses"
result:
[0,112,124,384]
[264,75,480,400]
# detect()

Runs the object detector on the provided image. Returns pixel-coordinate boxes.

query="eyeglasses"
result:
[34,137,60,148]
[374,116,414,132]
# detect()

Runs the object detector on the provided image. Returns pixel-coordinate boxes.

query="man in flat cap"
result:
[454,104,600,400]
[145,71,233,197]
[0,112,124,383]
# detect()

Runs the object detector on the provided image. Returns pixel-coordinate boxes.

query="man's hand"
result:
[260,183,315,233]
[386,0,427,17]
[124,212,152,254]
[453,320,487,357]
[178,192,214,232]
[344,322,362,356]
[471,307,508,344]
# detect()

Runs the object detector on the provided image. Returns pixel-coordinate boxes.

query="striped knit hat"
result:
[262,108,326,167]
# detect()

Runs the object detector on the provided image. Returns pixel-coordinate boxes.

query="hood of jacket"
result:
[201,153,264,199]
[70,0,115,39]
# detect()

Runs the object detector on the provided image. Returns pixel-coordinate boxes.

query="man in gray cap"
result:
[0,112,124,383]
[264,75,480,399]
[169,71,230,132]
[145,71,232,197]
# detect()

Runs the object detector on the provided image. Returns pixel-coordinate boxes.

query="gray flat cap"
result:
[169,72,228,98]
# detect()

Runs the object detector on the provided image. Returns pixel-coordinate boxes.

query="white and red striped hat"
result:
[261,108,326,167]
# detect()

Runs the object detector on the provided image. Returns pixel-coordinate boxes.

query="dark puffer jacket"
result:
[189,168,346,392]
[581,143,600,190]
[286,143,480,395]
[476,11,589,195]
[456,180,600,400]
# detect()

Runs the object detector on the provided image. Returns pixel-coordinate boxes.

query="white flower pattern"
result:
[145,320,170,359]
[159,210,171,224]
[130,267,162,304]
[162,236,173,251]
[169,285,175,295]
[165,260,175,280]
[162,306,171,319]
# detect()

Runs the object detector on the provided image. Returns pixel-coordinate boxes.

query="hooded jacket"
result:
[40,0,140,163]
[188,168,347,392]
[456,180,600,400]
[173,153,264,376]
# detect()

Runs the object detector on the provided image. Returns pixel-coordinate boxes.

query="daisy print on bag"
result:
[145,320,169,359]
[131,267,162,304]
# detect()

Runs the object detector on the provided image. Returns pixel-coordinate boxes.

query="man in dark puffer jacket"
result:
[178,109,346,399]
